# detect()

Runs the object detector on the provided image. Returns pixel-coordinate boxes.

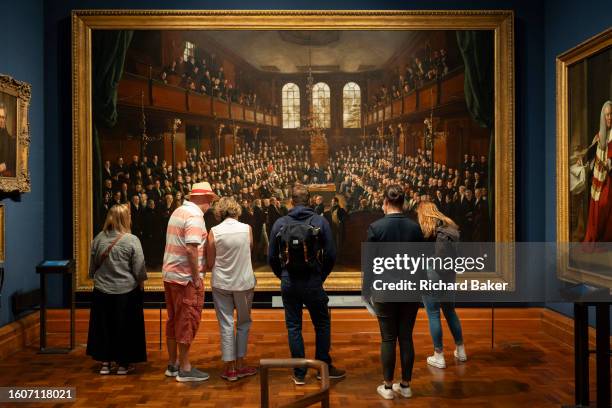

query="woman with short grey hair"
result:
[207,197,257,381]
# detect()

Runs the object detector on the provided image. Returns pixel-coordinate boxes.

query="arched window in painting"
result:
[343,82,361,128]
[282,83,300,129]
[312,82,331,128]
[183,41,195,62]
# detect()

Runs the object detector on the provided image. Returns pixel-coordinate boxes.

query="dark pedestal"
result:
[568,302,610,408]
[36,260,75,354]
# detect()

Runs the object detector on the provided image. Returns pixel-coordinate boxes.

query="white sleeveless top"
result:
[211,218,255,291]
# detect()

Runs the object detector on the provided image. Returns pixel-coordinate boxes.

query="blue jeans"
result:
[423,295,464,351]
[281,275,331,377]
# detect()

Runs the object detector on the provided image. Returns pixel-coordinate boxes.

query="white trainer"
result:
[99,362,111,375]
[392,383,413,398]
[454,345,467,362]
[427,351,446,368]
[377,384,394,400]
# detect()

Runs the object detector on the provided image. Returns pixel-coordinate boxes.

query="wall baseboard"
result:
[43,307,543,341]
[540,308,601,348]
[0,312,39,360]
[0,307,593,360]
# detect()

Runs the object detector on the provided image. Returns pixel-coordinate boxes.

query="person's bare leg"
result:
[167,338,178,366]
[178,343,191,372]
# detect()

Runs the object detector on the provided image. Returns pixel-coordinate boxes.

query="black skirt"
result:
[86,287,147,364]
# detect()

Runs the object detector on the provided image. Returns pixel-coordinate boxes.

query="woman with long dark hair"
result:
[367,184,424,400]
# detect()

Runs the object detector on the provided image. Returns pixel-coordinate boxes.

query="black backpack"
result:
[276,215,322,276]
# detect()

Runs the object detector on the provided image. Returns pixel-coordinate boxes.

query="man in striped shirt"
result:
[163,182,217,382]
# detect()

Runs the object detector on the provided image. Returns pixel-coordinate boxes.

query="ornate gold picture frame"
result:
[72,10,515,291]
[556,28,612,288]
[0,74,31,193]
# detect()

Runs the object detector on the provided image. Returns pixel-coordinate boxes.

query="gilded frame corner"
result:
[0,74,31,193]
[72,9,515,292]
[556,27,612,288]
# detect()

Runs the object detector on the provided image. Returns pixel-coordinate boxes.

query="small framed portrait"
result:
[0,74,31,193]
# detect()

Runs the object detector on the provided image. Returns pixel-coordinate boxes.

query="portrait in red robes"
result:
[583,101,612,242]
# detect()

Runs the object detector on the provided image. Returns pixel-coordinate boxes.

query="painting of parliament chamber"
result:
[78,21,512,290]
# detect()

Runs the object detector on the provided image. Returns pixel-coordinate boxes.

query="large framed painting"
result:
[72,10,515,291]
[557,28,612,288]
[0,75,31,193]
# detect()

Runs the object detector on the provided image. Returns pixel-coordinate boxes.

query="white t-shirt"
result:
[211,218,255,291]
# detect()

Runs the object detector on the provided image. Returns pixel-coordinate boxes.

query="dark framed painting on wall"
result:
[0,204,4,262]
[0,74,31,193]
[557,28,612,288]
[72,10,515,291]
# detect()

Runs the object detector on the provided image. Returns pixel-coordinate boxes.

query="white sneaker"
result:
[116,364,135,375]
[99,362,111,375]
[454,345,467,362]
[427,351,446,368]
[165,364,179,377]
[377,384,394,400]
[292,375,306,386]
[392,383,413,398]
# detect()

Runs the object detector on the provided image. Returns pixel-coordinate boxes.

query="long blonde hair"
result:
[417,201,457,238]
[103,204,131,234]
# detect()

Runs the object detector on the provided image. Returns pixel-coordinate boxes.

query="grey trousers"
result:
[212,287,255,362]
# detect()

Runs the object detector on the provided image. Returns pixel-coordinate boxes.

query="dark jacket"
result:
[458,197,474,241]
[472,199,490,242]
[314,203,325,215]
[268,205,336,281]
[434,224,460,258]
[266,204,282,237]
[0,128,16,177]
[366,213,424,305]
[429,223,460,283]
[252,205,265,241]
[366,213,424,243]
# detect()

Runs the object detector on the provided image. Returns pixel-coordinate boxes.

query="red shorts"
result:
[164,281,204,344]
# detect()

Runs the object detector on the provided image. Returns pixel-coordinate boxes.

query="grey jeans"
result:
[212,287,255,362]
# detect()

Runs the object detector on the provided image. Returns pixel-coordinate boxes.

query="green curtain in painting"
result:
[456,30,494,235]
[92,30,133,231]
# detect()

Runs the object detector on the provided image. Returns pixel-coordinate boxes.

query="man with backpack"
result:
[268,184,345,385]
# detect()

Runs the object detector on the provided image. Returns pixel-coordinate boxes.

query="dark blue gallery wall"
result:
[544,0,610,320]
[0,0,44,327]
[43,0,545,300]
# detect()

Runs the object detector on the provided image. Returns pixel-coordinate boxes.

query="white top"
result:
[211,218,255,291]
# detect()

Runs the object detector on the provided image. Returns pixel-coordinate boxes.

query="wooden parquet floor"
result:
[0,308,598,407]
